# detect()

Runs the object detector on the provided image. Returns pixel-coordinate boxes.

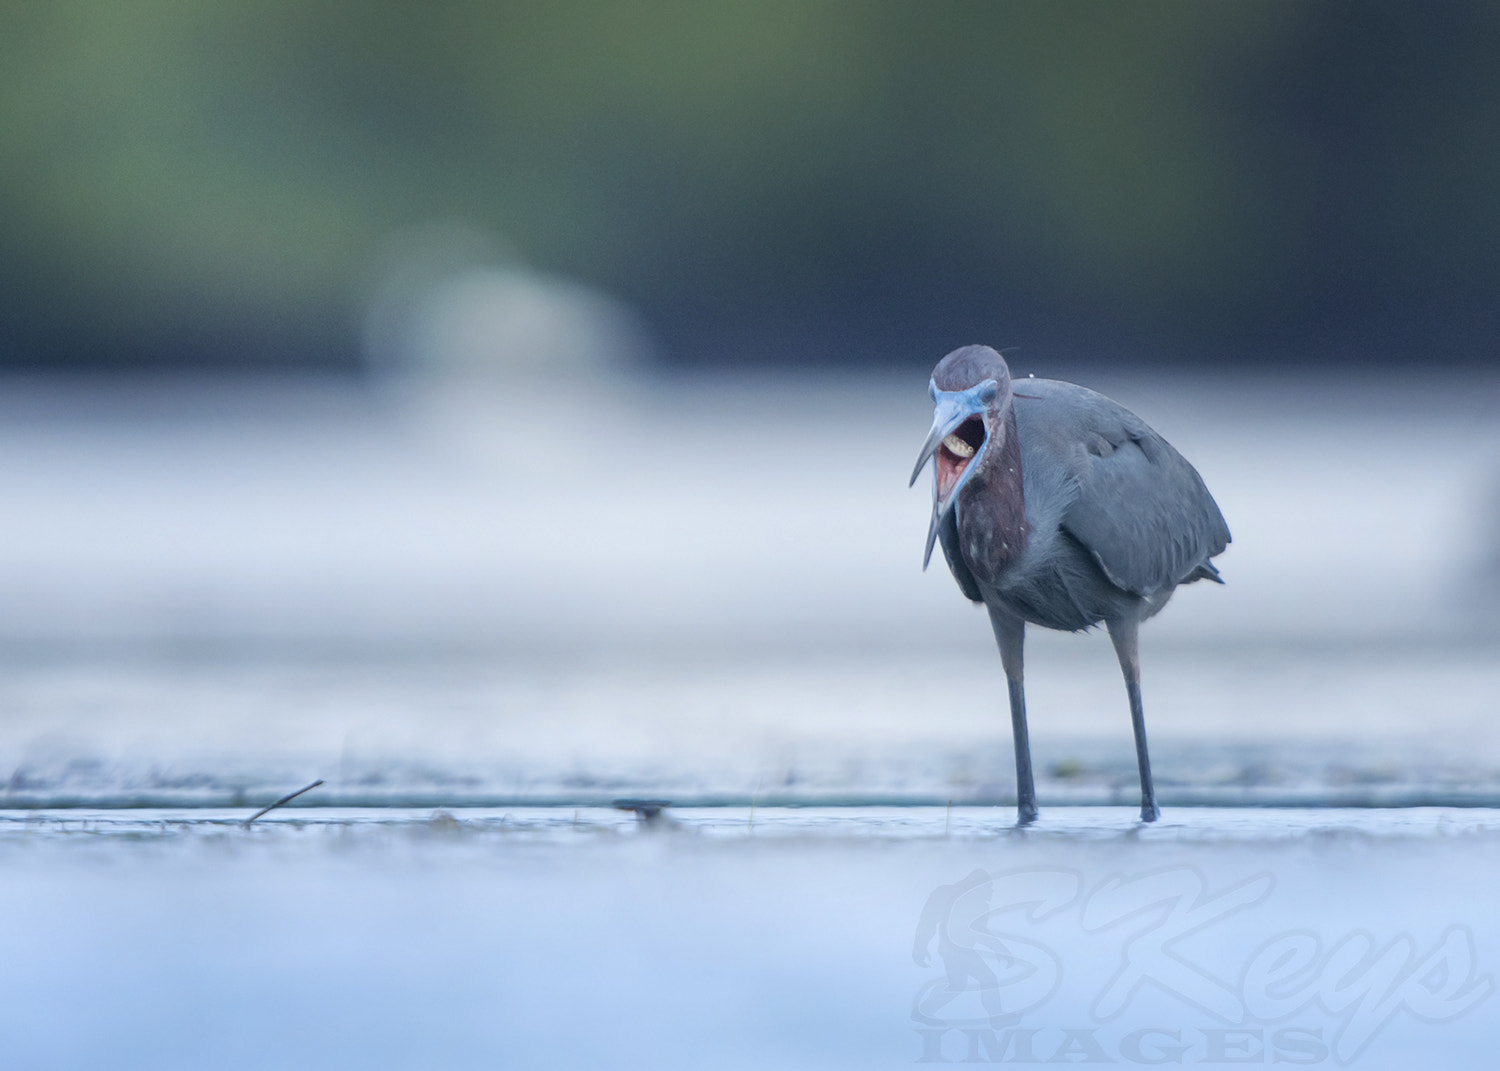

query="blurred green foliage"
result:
[0,0,1496,369]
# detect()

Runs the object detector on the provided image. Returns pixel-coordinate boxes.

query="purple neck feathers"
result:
[956,406,1029,586]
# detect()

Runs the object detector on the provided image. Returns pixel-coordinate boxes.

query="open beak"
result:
[910,379,995,569]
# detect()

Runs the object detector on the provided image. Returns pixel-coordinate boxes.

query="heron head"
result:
[909,345,1014,568]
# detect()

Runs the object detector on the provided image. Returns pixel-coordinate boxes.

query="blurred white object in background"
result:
[361,220,657,382]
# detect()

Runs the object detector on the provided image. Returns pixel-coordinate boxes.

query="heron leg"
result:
[988,607,1038,825]
[1107,617,1159,822]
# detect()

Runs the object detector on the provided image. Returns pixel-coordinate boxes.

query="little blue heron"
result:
[910,345,1229,824]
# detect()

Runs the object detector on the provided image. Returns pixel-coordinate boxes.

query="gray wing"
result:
[1016,381,1230,597]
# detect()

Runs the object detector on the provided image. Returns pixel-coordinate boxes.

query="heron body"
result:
[911,345,1229,824]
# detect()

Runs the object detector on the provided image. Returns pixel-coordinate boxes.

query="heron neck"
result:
[956,406,1029,586]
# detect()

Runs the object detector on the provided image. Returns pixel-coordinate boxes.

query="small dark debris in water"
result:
[243,779,324,827]
[613,799,672,825]
[1050,759,1087,780]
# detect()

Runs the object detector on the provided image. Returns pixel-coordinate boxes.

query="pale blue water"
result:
[1,806,1495,1069]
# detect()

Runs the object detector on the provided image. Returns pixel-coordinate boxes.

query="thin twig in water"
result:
[244,779,324,827]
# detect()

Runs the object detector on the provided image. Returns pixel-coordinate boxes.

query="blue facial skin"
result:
[909,378,998,568]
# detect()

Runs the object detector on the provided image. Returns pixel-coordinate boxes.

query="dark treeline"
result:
[0,1,1496,372]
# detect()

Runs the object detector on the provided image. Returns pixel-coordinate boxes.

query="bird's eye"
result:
[977,380,998,404]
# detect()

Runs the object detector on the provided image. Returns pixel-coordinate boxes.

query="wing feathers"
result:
[1063,430,1229,596]
[1016,381,1229,599]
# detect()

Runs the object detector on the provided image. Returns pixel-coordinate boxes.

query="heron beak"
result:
[910,379,996,568]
